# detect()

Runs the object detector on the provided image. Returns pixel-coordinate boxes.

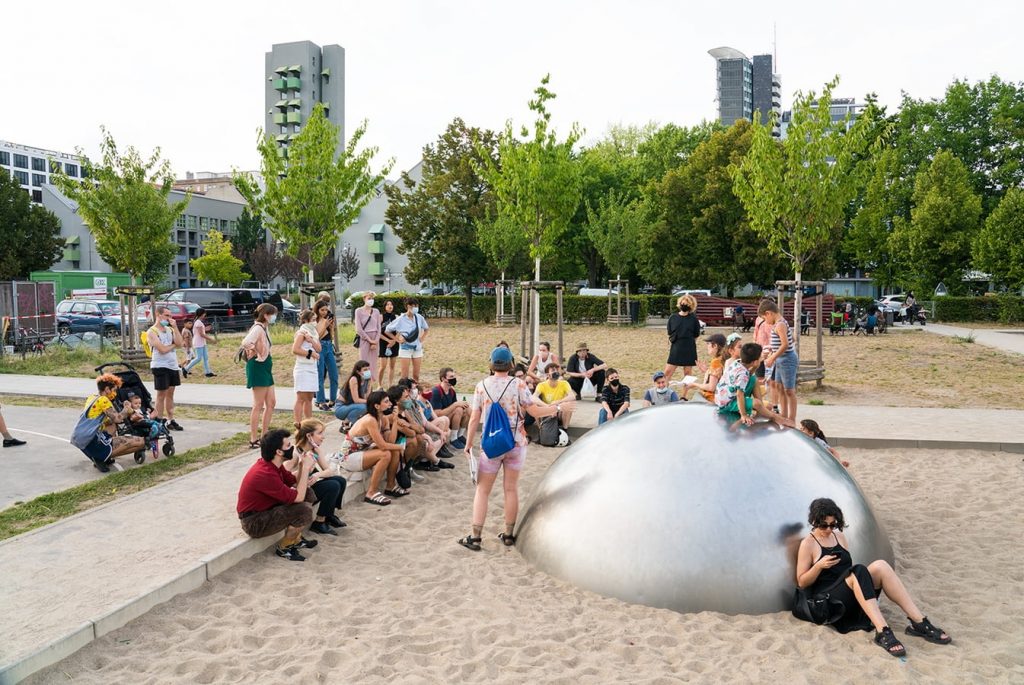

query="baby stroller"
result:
[94,362,176,463]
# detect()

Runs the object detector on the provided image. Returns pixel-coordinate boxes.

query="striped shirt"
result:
[769,318,795,353]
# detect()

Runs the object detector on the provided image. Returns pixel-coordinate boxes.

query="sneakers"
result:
[205,372,217,378]
[309,522,337,536]
[166,420,184,431]
[413,460,440,472]
[93,460,111,473]
[408,468,425,482]
[275,546,305,561]
[326,514,347,528]
[436,459,455,470]
[181,367,190,378]
[450,436,467,450]
[3,437,27,448]
[437,444,454,459]
[292,536,319,548]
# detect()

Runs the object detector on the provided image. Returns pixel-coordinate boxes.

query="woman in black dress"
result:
[795,498,951,657]
[665,294,700,381]
[378,300,400,390]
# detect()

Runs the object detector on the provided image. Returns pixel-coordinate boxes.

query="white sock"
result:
[458,428,466,438]
[449,430,458,442]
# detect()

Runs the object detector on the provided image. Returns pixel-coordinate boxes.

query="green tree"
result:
[238,104,391,299]
[0,171,64,279]
[53,127,187,284]
[889,150,982,295]
[190,230,249,286]
[637,120,785,293]
[732,78,876,350]
[845,147,907,290]
[233,207,266,254]
[585,189,642,279]
[974,188,1024,291]
[475,75,583,341]
[636,121,722,186]
[385,118,499,318]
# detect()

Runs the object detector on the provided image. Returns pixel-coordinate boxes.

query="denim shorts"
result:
[773,351,798,389]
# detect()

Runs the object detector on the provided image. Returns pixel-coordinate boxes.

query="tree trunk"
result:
[465,286,474,321]
[794,269,803,359]
[533,256,541,351]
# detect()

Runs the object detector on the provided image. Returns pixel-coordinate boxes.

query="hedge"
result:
[390,294,672,325]
[932,296,1024,323]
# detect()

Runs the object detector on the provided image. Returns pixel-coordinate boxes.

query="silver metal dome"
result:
[517,403,893,615]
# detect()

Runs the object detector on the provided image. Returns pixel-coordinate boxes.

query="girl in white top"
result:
[526,341,559,385]
[291,309,322,427]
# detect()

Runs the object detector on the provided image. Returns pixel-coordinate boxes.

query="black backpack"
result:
[537,415,561,447]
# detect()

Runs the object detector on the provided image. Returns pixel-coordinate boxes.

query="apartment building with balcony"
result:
[265,41,345,159]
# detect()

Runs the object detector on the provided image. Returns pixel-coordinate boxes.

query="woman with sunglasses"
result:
[795,498,951,657]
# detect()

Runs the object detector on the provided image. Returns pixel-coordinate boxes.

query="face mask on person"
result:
[383,406,394,415]
[680,305,691,313]
[410,306,419,315]
[656,386,669,394]
[281,446,294,460]
[269,315,277,324]
[550,372,560,381]
[446,377,457,387]
[401,399,413,409]
[609,378,620,387]
[366,299,375,307]
[361,370,372,380]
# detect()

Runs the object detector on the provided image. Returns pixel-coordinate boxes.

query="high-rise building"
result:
[264,41,345,159]
[708,47,781,137]
[0,140,86,205]
[778,98,865,138]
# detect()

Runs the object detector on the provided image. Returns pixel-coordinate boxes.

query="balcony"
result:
[273,113,286,125]
[286,77,301,89]
[368,240,385,255]
[62,247,81,262]
[286,111,302,124]
[272,78,287,91]
[368,262,386,276]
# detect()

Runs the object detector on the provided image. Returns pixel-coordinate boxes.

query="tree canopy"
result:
[190,230,249,286]
[0,171,64,280]
[974,188,1024,292]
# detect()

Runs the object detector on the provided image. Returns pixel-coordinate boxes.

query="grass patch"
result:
[0,432,251,541]
[953,332,977,344]
[0,394,253,425]
[807,399,825,406]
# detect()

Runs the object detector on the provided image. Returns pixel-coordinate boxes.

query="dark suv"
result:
[244,289,285,312]
[160,289,256,319]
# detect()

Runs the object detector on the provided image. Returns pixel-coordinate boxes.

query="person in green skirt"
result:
[242,303,278,448]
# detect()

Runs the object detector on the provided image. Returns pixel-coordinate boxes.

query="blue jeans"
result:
[316,340,339,404]
[598,408,628,425]
[185,346,211,374]
[334,403,367,422]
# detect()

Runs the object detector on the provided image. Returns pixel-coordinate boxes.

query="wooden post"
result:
[520,283,529,361]
[556,285,564,362]
[816,290,824,389]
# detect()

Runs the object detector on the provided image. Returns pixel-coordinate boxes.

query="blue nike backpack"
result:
[480,378,518,459]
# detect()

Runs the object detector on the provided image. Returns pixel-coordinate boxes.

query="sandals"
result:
[384,486,409,498]
[497,532,516,547]
[874,626,907,657]
[458,535,482,551]
[248,440,260,449]
[905,616,951,645]
[363,492,391,506]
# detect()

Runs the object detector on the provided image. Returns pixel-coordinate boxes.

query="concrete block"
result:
[92,563,207,638]
[0,621,94,685]
[830,437,918,450]
[918,440,1002,452]
[341,470,371,506]
[202,533,281,580]
[1000,442,1024,454]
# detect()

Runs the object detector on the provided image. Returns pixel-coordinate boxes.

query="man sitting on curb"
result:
[533,362,576,429]
[236,429,319,562]
[430,367,470,449]
[642,371,680,407]
[565,341,608,400]
[598,368,630,425]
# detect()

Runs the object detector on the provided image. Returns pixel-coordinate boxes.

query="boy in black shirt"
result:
[598,368,630,425]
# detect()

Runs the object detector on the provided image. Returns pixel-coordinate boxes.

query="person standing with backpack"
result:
[458,346,558,552]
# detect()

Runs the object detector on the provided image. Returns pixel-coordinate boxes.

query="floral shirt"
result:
[472,375,534,448]
[715,362,751,408]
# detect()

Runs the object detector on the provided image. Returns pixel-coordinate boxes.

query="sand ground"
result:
[25,446,1024,685]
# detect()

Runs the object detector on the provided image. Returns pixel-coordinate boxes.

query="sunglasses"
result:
[815,521,839,530]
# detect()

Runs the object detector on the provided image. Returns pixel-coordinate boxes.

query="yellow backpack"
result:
[140,328,153,358]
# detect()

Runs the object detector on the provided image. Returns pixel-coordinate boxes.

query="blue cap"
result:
[490,346,514,364]
[652,371,665,381]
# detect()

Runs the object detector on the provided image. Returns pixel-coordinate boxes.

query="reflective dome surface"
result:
[516,403,893,615]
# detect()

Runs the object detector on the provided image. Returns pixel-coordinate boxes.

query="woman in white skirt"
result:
[292,309,322,427]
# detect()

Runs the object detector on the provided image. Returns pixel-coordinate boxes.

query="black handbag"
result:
[792,585,846,626]
[353,333,360,349]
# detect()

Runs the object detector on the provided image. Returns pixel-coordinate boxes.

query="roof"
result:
[708,46,749,61]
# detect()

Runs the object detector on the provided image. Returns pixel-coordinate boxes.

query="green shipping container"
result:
[29,270,132,300]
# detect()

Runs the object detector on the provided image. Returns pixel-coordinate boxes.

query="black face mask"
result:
[447,378,457,387]
[383,406,394,415]
[680,305,691,313]
[550,372,560,380]
[281,446,294,460]
[610,380,620,387]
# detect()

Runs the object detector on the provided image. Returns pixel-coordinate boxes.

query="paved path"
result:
[0,405,243,510]
[924,323,1024,355]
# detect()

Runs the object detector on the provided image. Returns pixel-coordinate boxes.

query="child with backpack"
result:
[457,346,558,552]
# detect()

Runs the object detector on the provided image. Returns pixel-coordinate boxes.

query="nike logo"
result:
[487,429,503,437]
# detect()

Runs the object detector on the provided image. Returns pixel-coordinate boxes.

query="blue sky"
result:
[3,0,1020,176]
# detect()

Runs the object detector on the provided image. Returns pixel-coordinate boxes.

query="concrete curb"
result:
[829,436,1024,453]
[0,389,292,413]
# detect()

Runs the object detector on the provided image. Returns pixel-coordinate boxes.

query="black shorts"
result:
[152,366,181,391]
[755,362,766,379]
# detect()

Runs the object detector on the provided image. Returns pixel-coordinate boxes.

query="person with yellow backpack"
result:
[146,307,185,431]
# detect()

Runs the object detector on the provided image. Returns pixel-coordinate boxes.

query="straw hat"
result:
[575,341,589,352]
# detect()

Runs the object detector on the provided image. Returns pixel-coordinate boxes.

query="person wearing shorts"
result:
[760,300,800,423]
[335,390,404,505]
[77,374,147,472]
[147,307,184,431]
[384,298,429,384]
[457,346,559,552]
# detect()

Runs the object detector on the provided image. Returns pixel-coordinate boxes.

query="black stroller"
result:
[94,362,176,463]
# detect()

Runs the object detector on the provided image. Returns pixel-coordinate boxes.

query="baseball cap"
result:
[490,346,514,364]
[652,371,666,381]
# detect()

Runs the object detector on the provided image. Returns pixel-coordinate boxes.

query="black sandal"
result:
[248,440,260,449]
[497,532,516,547]
[458,534,482,551]
[905,617,951,644]
[874,626,907,657]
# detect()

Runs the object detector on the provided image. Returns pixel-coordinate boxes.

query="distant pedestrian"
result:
[665,294,700,381]
[385,297,429,384]
[379,300,400,389]
[242,303,278,449]
[180,319,195,377]
[184,308,217,377]
[314,299,339,411]
[291,309,321,427]
[354,292,383,386]
[147,306,184,431]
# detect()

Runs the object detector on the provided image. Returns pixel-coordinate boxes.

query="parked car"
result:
[280,299,300,325]
[244,289,285,312]
[874,294,905,313]
[159,288,256,319]
[136,301,200,326]
[55,299,124,339]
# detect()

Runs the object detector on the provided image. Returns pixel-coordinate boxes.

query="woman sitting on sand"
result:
[795,498,951,657]
[336,390,404,506]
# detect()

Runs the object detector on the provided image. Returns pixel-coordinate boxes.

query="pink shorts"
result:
[477,444,526,475]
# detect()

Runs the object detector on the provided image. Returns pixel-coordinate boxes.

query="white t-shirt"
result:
[193,319,208,348]
[148,326,180,370]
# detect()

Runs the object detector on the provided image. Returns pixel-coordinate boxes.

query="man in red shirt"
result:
[236,429,318,561]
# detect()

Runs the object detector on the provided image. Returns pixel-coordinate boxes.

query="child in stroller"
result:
[125,392,164,460]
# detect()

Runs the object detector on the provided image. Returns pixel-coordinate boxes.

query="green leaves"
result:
[0,171,64,279]
[974,188,1024,291]
[52,127,187,283]
[189,230,249,286]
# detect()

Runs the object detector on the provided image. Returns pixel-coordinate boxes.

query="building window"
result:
[199,217,209,230]
[65,163,78,177]
[293,125,300,133]
[175,215,186,229]
[374,279,384,287]
[14,170,29,185]
[0,151,9,165]
[80,166,88,179]
[31,157,46,172]
[13,154,28,169]
[49,160,62,174]
[32,173,45,187]
[186,215,197,230]
[32,189,42,203]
